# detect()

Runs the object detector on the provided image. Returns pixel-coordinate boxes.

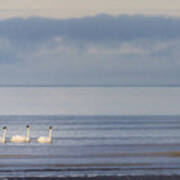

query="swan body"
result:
[37,126,53,143]
[0,127,7,144]
[10,135,26,143]
[11,125,31,143]
[37,136,51,143]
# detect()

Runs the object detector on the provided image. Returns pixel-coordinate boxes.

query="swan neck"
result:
[2,129,7,144]
[26,127,31,143]
[48,128,53,143]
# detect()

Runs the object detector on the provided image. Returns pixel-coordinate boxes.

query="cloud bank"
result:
[0,14,180,86]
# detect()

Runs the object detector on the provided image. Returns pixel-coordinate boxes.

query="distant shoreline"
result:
[0,85,180,87]
[3,176,180,180]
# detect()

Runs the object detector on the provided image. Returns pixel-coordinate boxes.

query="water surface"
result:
[0,87,179,177]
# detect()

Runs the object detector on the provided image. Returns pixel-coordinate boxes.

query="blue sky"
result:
[0,1,180,86]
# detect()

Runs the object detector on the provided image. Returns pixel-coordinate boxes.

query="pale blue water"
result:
[0,87,179,177]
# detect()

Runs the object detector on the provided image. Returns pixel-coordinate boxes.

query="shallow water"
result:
[0,87,179,177]
[0,115,179,177]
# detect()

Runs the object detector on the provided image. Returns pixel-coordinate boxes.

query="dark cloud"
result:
[0,15,179,85]
[0,14,180,43]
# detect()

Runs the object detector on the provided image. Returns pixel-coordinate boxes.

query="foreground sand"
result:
[2,176,180,180]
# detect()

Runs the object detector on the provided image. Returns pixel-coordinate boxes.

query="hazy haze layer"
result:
[0,0,180,19]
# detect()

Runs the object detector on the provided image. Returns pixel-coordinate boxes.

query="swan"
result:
[0,126,7,144]
[37,126,53,143]
[11,125,31,143]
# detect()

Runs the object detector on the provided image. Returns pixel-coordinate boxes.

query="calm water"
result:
[0,87,179,177]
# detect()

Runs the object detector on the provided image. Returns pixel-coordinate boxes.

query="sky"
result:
[0,0,180,86]
[1,0,180,19]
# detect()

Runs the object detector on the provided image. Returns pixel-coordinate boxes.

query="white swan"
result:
[11,125,31,143]
[0,126,7,144]
[37,126,53,143]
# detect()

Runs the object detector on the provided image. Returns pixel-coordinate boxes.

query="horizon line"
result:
[0,84,179,87]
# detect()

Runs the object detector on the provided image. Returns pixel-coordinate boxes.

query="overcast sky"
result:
[0,0,180,86]
[1,0,180,19]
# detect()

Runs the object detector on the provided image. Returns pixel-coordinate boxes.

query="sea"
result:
[0,87,180,178]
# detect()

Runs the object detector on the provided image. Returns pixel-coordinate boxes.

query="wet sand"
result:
[3,176,180,180]
[0,150,179,159]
